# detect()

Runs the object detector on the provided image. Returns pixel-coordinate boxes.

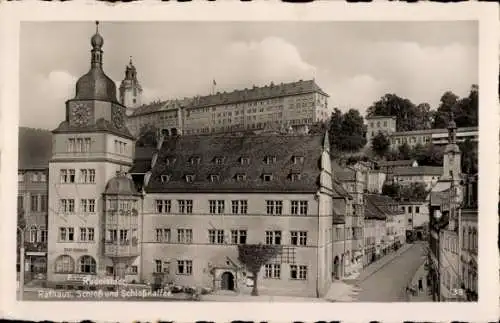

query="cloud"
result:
[21,70,77,129]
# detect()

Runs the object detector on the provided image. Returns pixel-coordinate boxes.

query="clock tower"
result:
[442,113,461,183]
[119,57,143,116]
[47,22,137,283]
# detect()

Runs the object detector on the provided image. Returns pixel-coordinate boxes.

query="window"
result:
[60,170,68,183]
[401,206,405,212]
[210,200,225,214]
[18,172,24,182]
[40,195,47,212]
[264,156,277,164]
[107,229,118,242]
[31,173,39,182]
[60,199,75,213]
[79,227,94,241]
[79,256,96,273]
[292,156,304,164]
[128,266,138,274]
[155,260,163,273]
[188,157,201,165]
[155,200,171,213]
[415,206,420,213]
[408,206,413,213]
[208,229,225,244]
[59,227,74,241]
[266,200,283,215]
[177,260,193,275]
[160,175,170,183]
[290,265,307,280]
[263,174,273,181]
[178,200,193,214]
[291,200,308,215]
[240,157,250,165]
[231,200,248,214]
[264,264,281,279]
[156,228,171,242]
[31,195,39,212]
[214,157,224,165]
[265,231,282,245]
[29,227,37,242]
[177,228,193,243]
[69,169,75,183]
[209,174,220,182]
[55,255,74,273]
[235,173,247,181]
[290,231,307,246]
[40,229,48,243]
[231,230,247,244]
[185,175,194,182]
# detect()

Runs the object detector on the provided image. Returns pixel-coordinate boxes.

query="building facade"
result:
[400,201,429,231]
[365,115,397,145]
[124,75,331,139]
[46,23,136,284]
[391,166,442,190]
[17,128,53,281]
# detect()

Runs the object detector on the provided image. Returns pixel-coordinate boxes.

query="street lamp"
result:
[433,209,442,302]
[17,226,26,301]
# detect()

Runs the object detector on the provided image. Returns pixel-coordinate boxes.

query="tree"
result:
[400,182,428,201]
[458,138,478,174]
[328,108,366,152]
[382,182,400,199]
[371,132,391,158]
[366,94,430,131]
[398,143,411,160]
[433,86,478,129]
[136,124,158,147]
[237,244,280,296]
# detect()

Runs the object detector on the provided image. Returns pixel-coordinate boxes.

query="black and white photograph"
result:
[0,3,498,323]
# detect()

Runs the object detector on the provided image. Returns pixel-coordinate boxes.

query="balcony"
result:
[104,240,139,257]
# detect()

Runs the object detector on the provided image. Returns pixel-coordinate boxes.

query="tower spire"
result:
[96,21,99,33]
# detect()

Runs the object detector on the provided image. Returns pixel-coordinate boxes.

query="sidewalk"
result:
[406,260,433,302]
[324,242,417,302]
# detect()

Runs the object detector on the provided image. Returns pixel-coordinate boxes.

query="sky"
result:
[20,21,478,130]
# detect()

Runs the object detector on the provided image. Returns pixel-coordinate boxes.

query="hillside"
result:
[18,127,52,169]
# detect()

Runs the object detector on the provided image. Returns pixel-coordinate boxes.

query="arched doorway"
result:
[220,271,235,291]
[333,256,340,280]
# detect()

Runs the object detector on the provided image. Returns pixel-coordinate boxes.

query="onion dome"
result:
[105,173,138,195]
[74,21,118,103]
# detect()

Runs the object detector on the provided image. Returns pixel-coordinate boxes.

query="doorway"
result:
[221,271,235,290]
[333,256,340,280]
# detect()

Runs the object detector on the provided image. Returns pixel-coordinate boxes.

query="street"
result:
[352,243,427,302]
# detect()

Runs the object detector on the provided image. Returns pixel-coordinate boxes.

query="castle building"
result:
[119,57,143,116]
[123,75,331,139]
[365,115,478,149]
[47,22,137,283]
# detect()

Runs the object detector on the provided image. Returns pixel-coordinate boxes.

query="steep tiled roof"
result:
[365,194,402,220]
[18,127,52,169]
[377,160,416,168]
[145,133,327,193]
[53,118,135,140]
[392,126,478,136]
[392,166,442,176]
[130,79,328,117]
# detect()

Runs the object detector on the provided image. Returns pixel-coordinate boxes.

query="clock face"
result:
[72,103,91,126]
[112,106,124,128]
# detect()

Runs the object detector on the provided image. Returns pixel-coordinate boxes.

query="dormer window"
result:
[214,157,224,165]
[165,157,177,166]
[188,157,201,165]
[292,156,304,164]
[209,174,220,182]
[264,156,277,165]
[263,174,273,182]
[160,175,170,183]
[240,157,250,165]
[290,173,301,181]
[185,174,194,182]
[236,173,247,181]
